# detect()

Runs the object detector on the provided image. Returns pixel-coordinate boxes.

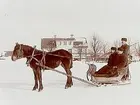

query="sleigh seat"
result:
[92,67,128,84]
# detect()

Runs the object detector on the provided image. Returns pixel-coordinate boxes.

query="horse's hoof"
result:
[65,83,73,89]
[38,89,43,92]
[32,88,36,91]
[38,87,43,92]
[71,82,73,86]
[38,89,42,92]
[65,86,71,89]
[32,86,38,91]
[65,86,68,89]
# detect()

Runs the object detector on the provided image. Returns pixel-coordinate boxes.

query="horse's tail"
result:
[70,58,73,69]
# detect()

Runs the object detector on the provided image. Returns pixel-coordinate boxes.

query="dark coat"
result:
[93,53,128,77]
[108,52,118,66]
[120,44,132,65]
[120,44,130,56]
[94,52,118,75]
[115,53,128,69]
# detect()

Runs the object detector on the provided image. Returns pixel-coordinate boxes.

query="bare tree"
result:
[102,42,110,54]
[127,38,132,46]
[114,40,121,48]
[134,43,140,57]
[127,38,137,55]
[90,34,103,60]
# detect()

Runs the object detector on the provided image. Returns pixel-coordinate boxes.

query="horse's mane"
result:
[22,44,43,54]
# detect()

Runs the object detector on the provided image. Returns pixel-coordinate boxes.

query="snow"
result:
[0,57,140,105]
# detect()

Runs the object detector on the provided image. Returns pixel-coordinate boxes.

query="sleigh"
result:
[87,66,130,85]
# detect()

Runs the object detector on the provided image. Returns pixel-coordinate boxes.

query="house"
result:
[41,37,75,52]
[4,51,13,57]
[72,41,88,60]
[55,37,76,53]
[41,35,88,60]
[41,38,57,51]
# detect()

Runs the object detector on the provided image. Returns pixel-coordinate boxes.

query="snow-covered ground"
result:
[0,57,140,105]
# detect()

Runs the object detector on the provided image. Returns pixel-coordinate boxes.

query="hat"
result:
[111,47,117,51]
[118,47,124,51]
[121,38,127,41]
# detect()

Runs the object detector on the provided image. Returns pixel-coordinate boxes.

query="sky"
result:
[0,0,140,51]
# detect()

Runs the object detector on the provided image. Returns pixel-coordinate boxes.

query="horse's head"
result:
[11,43,24,61]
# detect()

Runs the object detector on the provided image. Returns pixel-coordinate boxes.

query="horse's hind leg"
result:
[32,69,38,91]
[61,62,73,89]
[64,69,73,89]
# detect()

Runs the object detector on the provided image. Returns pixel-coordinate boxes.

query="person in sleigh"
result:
[120,38,130,81]
[94,47,117,74]
[92,47,128,78]
[89,47,117,76]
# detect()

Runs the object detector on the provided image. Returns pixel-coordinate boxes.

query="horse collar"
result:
[26,46,36,66]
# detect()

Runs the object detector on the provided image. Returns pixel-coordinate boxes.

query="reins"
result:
[24,45,70,67]
[26,46,37,65]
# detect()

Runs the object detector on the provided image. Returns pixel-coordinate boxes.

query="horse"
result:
[11,43,73,92]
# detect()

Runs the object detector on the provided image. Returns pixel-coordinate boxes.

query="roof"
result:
[42,38,75,41]
[41,39,56,49]
[73,41,83,46]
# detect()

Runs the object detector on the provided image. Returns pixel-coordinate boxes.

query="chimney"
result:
[70,34,74,38]
[54,35,57,38]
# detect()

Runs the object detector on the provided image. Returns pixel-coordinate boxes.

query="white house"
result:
[41,35,88,60]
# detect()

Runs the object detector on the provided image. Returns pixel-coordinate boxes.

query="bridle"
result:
[13,44,40,64]
[15,44,24,59]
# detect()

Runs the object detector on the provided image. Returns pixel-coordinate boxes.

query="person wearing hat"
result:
[120,38,130,55]
[93,47,128,77]
[92,47,118,77]
[109,47,128,78]
[113,47,128,69]
[108,47,117,66]
[120,38,130,81]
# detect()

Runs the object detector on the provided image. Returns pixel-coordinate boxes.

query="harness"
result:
[16,44,71,70]
[26,46,46,69]
[26,46,37,66]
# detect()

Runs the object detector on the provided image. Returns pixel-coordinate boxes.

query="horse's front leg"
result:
[37,67,43,92]
[32,69,38,91]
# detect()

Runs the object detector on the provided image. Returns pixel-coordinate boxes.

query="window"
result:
[69,41,72,45]
[64,41,67,45]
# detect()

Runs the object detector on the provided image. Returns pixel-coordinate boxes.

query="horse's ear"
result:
[33,45,36,48]
[16,42,19,45]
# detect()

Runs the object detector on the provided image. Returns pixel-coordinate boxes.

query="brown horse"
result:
[11,43,73,92]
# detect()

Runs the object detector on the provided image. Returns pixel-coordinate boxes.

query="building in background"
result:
[41,35,88,60]
[41,38,57,52]
[4,51,13,57]
[41,35,75,52]
[72,41,88,61]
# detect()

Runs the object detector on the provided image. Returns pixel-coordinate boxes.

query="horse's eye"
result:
[15,46,19,50]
